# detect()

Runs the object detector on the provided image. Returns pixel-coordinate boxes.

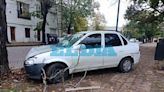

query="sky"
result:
[98,0,130,27]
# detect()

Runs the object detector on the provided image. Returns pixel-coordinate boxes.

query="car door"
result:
[103,33,124,67]
[75,33,103,70]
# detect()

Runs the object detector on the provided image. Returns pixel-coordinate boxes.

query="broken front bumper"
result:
[24,64,45,79]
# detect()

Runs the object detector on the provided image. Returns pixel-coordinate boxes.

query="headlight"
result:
[25,57,37,65]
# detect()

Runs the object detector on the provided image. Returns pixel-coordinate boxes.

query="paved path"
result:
[7,42,42,47]
[140,43,157,47]
[7,46,33,69]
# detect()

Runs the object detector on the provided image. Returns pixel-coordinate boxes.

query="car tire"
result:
[118,58,133,73]
[46,63,69,84]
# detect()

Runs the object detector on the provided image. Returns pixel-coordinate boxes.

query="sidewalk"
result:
[140,42,157,47]
[7,42,42,47]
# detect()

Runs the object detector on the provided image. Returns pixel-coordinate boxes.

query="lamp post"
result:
[116,0,120,32]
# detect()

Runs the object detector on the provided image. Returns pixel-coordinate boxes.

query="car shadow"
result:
[70,67,119,78]
[26,67,121,85]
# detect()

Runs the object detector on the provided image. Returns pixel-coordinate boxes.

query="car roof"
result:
[78,31,120,34]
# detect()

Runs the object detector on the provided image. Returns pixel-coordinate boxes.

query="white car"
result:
[129,38,139,43]
[24,31,140,83]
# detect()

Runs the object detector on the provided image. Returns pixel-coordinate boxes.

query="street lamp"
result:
[116,0,120,32]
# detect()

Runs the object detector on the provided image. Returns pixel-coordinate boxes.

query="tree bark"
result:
[40,0,49,44]
[5,29,9,44]
[42,13,47,44]
[0,0,10,79]
[67,13,73,34]
[67,22,71,34]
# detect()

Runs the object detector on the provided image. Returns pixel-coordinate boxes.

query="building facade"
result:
[6,0,61,43]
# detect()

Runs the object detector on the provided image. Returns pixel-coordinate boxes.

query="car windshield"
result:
[56,33,85,47]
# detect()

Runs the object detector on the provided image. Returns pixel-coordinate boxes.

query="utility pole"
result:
[116,0,120,32]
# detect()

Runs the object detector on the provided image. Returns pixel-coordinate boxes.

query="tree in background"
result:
[123,20,159,40]
[92,12,106,30]
[0,0,10,78]
[39,0,53,44]
[74,16,88,32]
[87,1,106,31]
[124,0,164,41]
[33,0,94,39]
[61,0,93,34]
[35,0,106,37]
[123,21,142,39]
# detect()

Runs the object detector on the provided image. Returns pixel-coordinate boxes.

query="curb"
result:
[7,44,42,47]
[6,43,43,47]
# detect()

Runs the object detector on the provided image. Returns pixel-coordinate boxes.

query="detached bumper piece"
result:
[24,64,45,79]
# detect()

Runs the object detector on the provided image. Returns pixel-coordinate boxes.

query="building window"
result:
[25,28,30,38]
[10,27,16,41]
[36,4,41,11]
[17,2,31,19]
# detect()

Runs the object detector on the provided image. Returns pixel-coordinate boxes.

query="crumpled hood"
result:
[25,45,64,60]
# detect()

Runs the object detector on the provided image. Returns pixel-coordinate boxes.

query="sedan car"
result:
[24,31,140,83]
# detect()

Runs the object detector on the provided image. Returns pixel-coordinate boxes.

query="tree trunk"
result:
[67,22,71,34]
[40,0,49,44]
[42,13,47,44]
[5,29,9,44]
[0,0,10,79]
[67,11,73,34]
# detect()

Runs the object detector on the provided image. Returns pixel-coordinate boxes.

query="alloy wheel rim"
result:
[123,60,132,72]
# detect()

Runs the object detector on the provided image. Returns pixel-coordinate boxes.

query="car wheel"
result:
[46,63,69,84]
[118,58,133,73]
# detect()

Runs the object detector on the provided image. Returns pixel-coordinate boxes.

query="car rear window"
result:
[105,34,122,47]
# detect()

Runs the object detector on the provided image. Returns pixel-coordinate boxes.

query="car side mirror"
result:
[73,44,86,50]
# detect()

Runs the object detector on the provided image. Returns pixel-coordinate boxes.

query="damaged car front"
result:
[24,33,85,79]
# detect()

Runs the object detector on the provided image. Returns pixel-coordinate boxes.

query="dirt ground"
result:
[0,46,164,92]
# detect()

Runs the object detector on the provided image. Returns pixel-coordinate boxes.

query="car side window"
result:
[121,36,128,45]
[80,34,101,49]
[105,34,122,47]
